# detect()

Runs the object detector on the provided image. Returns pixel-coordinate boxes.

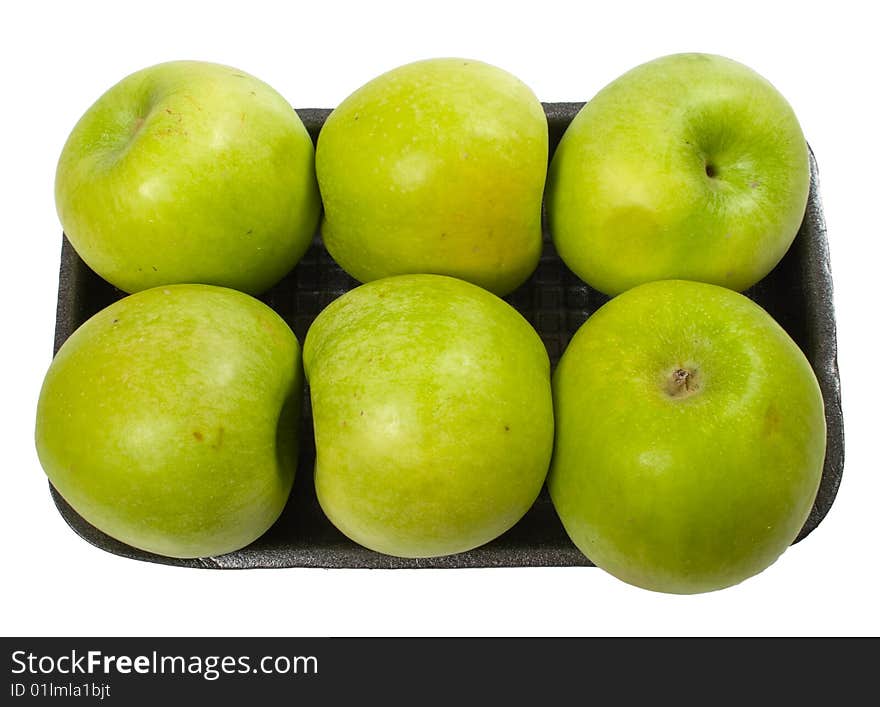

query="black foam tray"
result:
[48,103,845,569]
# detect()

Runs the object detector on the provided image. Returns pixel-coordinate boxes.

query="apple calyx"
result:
[666,367,701,399]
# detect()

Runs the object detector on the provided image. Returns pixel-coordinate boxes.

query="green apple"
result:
[304,274,554,557]
[548,280,825,594]
[547,53,810,296]
[55,61,320,295]
[315,58,548,296]
[35,285,302,558]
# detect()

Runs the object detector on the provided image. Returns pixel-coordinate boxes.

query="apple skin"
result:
[315,58,548,296]
[35,285,302,558]
[548,280,826,594]
[55,61,320,295]
[304,274,554,557]
[547,53,810,296]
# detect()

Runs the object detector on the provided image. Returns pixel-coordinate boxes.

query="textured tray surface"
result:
[49,103,844,569]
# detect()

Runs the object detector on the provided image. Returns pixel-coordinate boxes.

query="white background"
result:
[2,1,877,637]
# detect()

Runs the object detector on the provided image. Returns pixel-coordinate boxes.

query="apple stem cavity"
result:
[704,162,718,179]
